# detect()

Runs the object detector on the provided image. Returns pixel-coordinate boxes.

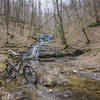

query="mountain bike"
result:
[5,51,38,85]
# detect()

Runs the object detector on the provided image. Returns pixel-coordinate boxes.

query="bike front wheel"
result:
[23,65,38,85]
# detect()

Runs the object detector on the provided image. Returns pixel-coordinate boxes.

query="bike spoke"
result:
[23,66,38,85]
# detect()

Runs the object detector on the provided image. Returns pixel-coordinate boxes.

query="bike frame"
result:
[6,54,38,85]
[13,59,24,75]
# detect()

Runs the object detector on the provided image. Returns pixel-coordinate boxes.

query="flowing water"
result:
[1,34,100,100]
[22,33,54,59]
[1,74,100,100]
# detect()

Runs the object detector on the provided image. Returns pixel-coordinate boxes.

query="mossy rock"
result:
[93,70,100,73]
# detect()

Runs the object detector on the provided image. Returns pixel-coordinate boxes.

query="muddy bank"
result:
[1,75,100,100]
[0,47,100,100]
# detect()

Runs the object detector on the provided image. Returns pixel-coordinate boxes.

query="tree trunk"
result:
[82,26,90,44]
[93,0,100,23]
[4,0,10,44]
[56,0,68,47]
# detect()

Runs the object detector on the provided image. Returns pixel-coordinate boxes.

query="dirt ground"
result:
[0,23,100,99]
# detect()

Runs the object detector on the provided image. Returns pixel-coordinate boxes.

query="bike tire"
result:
[6,63,17,78]
[23,65,38,85]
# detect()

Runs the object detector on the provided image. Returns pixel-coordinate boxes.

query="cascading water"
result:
[22,33,54,60]
[29,45,40,59]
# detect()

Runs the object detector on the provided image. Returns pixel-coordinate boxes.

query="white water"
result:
[30,45,40,59]
[23,34,54,59]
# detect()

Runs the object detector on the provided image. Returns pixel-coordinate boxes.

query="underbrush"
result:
[88,21,100,27]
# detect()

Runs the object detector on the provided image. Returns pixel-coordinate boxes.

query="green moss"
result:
[93,70,100,73]
[88,21,100,27]
[90,48,100,55]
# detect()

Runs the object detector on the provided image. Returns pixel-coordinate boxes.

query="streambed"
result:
[1,57,100,100]
[1,34,100,100]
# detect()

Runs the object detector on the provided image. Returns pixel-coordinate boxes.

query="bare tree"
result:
[93,0,100,23]
[54,0,69,47]
[71,0,90,44]
[4,0,10,44]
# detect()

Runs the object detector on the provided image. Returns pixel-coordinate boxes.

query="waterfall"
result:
[22,33,54,59]
[29,45,40,59]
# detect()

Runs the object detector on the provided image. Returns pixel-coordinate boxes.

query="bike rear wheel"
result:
[23,65,38,85]
[6,63,17,78]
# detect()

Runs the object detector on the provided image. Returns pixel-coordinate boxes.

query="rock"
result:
[48,89,53,93]
[43,77,56,87]
[55,90,73,98]
[18,97,32,100]
[72,70,78,73]
[39,52,56,58]
[8,50,18,55]
[39,51,68,58]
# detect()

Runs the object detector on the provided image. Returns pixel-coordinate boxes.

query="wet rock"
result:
[54,90,73,99]
[72,70,79,73]
[39,33,54,43]
[43,77,57,87]
[39,52,56,58]
[38,45,65,58]
[18,97,32,100]
[57,80,67,86]
[40,73,67,87]
[48,89,53,93]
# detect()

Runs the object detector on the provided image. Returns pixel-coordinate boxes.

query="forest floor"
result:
[0,25,100,99]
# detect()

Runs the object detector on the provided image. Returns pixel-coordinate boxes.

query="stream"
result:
[1,33,100,100]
